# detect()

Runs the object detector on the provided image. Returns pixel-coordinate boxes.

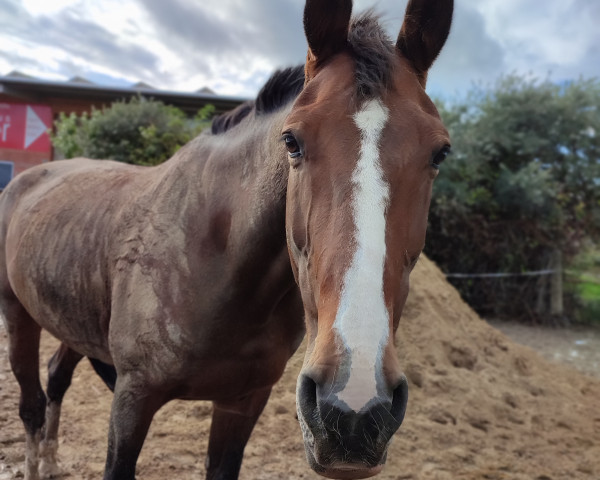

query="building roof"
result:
[68,76,95,84]
[0,73,248,115]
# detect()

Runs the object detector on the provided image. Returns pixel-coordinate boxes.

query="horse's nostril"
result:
[297,374,321,435]
[390,375,409,427]
[297,374,317,412]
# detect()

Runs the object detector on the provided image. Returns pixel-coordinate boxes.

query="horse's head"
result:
[283,0,453,477]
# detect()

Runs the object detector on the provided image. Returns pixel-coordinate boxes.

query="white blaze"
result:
[334,98,390,412]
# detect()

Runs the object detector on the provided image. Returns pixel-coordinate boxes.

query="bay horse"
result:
[0,0,453,479]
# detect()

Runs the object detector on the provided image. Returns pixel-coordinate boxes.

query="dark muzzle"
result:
[297,374,408,479]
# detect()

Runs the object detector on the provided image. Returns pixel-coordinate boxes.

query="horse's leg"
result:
[38,343,83,479]
[205,386,272,480]
[2,297,46,480]
[103,374,164,480]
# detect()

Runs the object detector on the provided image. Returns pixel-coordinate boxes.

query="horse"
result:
[0,0,453,478]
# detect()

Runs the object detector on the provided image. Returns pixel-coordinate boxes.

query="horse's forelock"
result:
[348,10,396,99]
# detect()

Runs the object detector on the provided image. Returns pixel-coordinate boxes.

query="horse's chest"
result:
[168,325,299,400]
[142,290,304,400]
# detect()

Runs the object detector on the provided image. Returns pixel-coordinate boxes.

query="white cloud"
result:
[1,0,598,98]
[471,0,600,78]
[20,0,81,16]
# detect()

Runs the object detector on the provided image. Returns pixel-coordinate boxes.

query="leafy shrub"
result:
[427,75,600,321]
[52,97,215,165]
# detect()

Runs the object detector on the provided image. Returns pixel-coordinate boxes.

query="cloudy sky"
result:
[1,0,599,100]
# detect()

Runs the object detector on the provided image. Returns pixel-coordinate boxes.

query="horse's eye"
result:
[283,134,302,159]
[431,145,451,170]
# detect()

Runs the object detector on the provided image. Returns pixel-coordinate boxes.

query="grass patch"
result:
[579,280,600,302]
[567,246,600,324]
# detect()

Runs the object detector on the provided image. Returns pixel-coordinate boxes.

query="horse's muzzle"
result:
[296,374,408,479]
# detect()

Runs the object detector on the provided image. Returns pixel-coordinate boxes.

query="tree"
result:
[52,97,215,166]
[427,75,600,320]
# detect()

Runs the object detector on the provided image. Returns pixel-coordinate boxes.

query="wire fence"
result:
[445,269,556,279]
[442,262,600,322]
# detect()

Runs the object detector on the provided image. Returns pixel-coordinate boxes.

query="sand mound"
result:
[1,256,599,479]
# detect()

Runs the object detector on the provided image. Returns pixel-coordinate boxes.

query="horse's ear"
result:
[303,0,353,81]
[396,0,453,86]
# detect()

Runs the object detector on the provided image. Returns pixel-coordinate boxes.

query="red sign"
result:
[0,103,52,153]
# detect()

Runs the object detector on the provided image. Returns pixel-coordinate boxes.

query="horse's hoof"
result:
[39,460,63,479]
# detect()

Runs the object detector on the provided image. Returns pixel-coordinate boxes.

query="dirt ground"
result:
[1,256,600,480]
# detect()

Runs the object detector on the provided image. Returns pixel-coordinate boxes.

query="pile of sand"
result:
[1,256,599,479]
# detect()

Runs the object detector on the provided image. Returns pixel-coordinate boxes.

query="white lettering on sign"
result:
[1,122,10,142]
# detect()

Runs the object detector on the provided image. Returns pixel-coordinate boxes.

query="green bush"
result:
[427,75,600,321]
[52,97,214,166]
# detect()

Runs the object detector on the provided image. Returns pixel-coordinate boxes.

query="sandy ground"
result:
[1,256,600,480]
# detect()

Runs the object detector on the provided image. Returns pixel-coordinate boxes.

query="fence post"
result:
[535,274,548,315]
[550,249,563,316]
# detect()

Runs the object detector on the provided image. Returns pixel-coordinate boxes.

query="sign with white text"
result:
[0,103,52,153]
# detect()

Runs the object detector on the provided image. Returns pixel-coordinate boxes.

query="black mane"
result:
[211,11,394,135]
[211,65,304,135]
[255,65,305,116]
[210,101,255,135]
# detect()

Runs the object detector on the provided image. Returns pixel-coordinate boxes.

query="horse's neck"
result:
[166,108,291,257]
